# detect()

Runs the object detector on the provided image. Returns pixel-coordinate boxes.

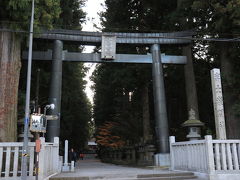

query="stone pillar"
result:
[53,137,60,172]
[46,40,63,142]
[210,68,227,139]
[62,140,70,172]
[64,140,68,166]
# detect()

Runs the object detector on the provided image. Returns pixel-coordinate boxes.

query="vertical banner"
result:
[210,68,227,139]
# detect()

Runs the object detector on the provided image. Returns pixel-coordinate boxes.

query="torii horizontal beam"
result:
[22,50,187,64]
[37,29,193,45]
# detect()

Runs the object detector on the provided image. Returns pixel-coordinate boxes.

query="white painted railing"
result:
[170,137,208,172]
[0,142,35,179]
[212,140,240,171]
[170,135,240,180]
[0,137,59,180]
[39,137,60,179]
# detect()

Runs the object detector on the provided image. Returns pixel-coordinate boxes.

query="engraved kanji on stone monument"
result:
[210,68,227,139]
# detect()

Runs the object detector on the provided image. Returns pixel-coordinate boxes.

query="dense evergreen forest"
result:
[0,0,240,152]
[22,0,91,150]
[93,0,240,150]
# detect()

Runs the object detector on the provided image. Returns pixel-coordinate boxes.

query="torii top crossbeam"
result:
[38,29,193,45]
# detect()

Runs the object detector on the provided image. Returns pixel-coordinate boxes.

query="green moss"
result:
[182,119,204,127]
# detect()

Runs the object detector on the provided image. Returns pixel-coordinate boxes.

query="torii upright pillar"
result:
[46,40,63,142]
[151,44,170,166]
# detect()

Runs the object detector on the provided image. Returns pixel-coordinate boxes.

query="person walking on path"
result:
[80,152,84,160]
[69,148,77,166]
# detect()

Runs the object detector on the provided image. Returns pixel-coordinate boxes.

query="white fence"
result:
[170,135,240,180]
[0,137,59,180]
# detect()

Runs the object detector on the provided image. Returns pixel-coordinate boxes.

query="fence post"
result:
[39,137,46,179]
[71,161,75,172]
[53,137,59,173]
[169,136,175,170]
[205,135,215,180]
[62,140,70,172]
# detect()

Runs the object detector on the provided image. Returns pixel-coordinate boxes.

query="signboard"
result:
[101,35,116,60]
[30,113,47,133]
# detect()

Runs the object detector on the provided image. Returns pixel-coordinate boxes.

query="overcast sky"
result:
[82,0,105,32]
[82,0,105,103]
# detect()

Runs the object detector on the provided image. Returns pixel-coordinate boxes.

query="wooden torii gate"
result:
[23,30,199,165]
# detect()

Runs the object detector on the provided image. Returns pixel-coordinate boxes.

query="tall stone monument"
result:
[210,68,227,139]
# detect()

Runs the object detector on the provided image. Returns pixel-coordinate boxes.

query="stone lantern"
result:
[182,109,204,141]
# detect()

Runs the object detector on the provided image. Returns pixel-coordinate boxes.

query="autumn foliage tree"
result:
[96,121,125,148]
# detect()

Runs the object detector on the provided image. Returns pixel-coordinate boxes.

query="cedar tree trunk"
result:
[0,31,21,142]
[220,42,240,139]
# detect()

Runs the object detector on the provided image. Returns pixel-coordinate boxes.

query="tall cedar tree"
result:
[19,0,91,150]
[0,0,92,149]
[0,0,61,142]
[93,0,190,149]
[176,0,240,138]
[94,0,238,148]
